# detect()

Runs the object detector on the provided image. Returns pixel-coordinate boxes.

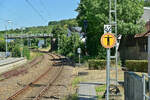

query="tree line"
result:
[76,0,145,58]
[0,0,147,60]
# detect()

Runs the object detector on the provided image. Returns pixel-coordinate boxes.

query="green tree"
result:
[0,38,6,51]
[59,32,81,58]
[52,25,68,37]
[23,46,30,59]
[11,45,21,57]
[48,18,78,28]
[76,0,144,57]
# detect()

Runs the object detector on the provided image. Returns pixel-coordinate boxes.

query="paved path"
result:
[78,82,99,100]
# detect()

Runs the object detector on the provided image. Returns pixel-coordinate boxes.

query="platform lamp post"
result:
[5,20,12,58]
[21,27,25,57]
[58,34,60,51]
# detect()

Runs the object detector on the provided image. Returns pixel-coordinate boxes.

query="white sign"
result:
[77,48,81,54]
[104,25,112,33]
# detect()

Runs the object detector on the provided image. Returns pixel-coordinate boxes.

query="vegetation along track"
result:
[7,53,64,100]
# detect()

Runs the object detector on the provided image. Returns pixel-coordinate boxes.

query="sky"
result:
[0,0,80,31]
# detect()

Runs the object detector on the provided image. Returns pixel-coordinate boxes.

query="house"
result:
[119,7,150,61]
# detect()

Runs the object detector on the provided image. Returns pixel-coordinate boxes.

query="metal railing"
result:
[142,73,150,100]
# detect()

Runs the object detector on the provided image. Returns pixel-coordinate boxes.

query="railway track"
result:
[28,55,44,68]
[7,53,64,100]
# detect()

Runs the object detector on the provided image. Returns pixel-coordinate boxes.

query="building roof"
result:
[135,20,150,38]
[142,7,150,22]
[135,7,150,38]
[134,30,150,38]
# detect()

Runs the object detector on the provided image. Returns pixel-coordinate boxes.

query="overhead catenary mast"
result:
[109,0,118,85]
[105,0,121,99]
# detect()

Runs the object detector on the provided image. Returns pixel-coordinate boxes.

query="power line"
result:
[25,0,47,22]
[39,0,51,18]
[0,1,23,23]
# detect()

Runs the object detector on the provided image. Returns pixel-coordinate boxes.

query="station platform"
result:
[0,57,26,74]
[78,82,99,100]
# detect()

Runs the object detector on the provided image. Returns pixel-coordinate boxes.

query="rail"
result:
[7,53,63,100]
[33,54,63,100]
[29,55,44,67]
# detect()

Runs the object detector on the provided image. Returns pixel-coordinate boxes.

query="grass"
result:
[38,46,50,51]
[96,85,106,100]
[72,77,82,88]
[29,51,43,60]
[0,76,5,81]
[63,94,78,100]
[96,85,106,92]
[63,72,81,100]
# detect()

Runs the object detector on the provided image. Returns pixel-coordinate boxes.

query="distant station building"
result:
[119,7,150,61]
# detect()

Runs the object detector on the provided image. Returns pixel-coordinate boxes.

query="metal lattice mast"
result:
[109,0,118,87]
[105,0,120,99]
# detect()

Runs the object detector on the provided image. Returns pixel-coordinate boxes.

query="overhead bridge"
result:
[5,34,53,39]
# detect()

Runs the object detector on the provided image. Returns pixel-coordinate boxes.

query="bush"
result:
[23,46,30,59]
[0,38,5,51]
[88,59,115,70]
[11,45,21,57]
[125,60,148,72]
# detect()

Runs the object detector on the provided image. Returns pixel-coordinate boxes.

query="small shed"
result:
[119,7,150,61]
[119,20,150,61]
[133,20,150,60]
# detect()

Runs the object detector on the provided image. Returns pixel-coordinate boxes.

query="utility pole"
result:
[5,20,12,57]
[5,25,8,58]
[21,27,24,57]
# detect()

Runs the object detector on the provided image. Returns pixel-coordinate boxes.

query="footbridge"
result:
[4,34,53,39]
